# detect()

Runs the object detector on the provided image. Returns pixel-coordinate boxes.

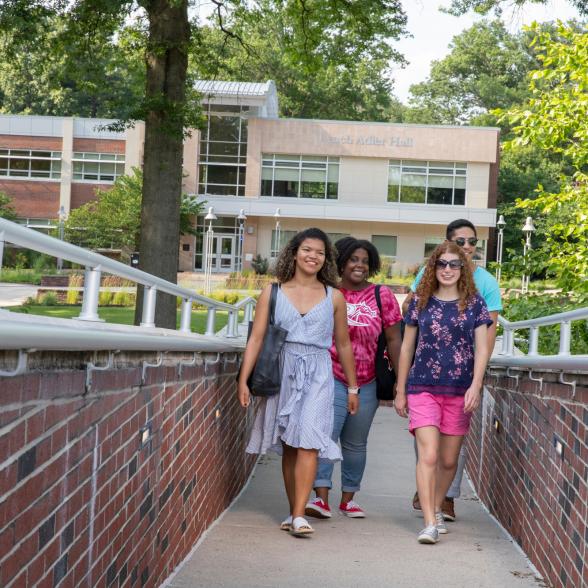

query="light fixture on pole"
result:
[236,209,247,273]
[495,214,506,285]
[521,216,535,294]
[56,205,66,272]
[273,208,281,258]
[203,207,217,295]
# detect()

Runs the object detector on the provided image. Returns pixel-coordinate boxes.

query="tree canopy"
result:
[496,22,588,297]
[445,0,588,17]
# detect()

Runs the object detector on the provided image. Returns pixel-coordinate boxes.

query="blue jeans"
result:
[314,379,379,493]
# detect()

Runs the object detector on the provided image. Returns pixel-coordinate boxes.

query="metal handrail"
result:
[491,307,588,372]
[0,218,256,338]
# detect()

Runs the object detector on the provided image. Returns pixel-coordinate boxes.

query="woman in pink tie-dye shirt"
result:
[305,237,402,520]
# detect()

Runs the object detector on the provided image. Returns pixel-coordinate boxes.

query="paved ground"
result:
[0,283,38,306]
[165,407,542,588]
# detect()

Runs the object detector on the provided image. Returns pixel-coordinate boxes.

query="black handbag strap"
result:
[269,282,279,326]
[374,284,385,333]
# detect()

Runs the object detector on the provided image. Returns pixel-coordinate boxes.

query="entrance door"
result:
[212,234,235,271]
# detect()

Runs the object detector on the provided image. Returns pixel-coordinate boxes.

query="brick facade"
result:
[0,351,255,588]
[466,371,588,588]
[72,139,125,154]
[0,135,63,150]
[0,180,60,218]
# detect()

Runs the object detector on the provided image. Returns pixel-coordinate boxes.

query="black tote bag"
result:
[241,283,288,397]
[374,285,397,401]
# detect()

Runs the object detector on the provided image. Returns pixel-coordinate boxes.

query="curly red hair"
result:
[415,242,478,313]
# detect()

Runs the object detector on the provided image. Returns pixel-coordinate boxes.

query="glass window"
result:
[71,152,125,182]
[198,104,248,197]
[261,154,339,199]
[424,237,444,258]
[271,230,296,257]
[388,160,468,206]
[372,235,397,258]
[0,149,61,180]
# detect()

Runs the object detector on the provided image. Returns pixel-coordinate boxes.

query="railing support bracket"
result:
[0,350,28,377]
[86,351,117,392]
[558,371,577,398]
[528,369,543,391]
[142,352,164,384]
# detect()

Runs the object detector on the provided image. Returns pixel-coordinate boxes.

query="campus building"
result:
[0,80,500,272]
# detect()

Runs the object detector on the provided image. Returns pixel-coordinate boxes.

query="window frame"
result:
[388,160,467,206]
[261,154,340,200]
[0,148,62,180]
[72,152,125,183]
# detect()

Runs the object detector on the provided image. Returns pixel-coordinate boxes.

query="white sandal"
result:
[290,516,314,536]
[280,515,293,531]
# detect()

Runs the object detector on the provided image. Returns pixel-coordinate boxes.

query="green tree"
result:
[194,1,407,121]
[445,0,588,17]
[403,20,537,125]
[0,191,17,221]
[65,168,203,253]
[497,22,588,297]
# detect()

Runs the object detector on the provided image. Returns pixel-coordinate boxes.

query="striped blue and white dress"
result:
[246,285,342,461]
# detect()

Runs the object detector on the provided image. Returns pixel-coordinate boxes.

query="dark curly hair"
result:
[334,237,381,277]
[415,241,477,313]
[274,228,338,286]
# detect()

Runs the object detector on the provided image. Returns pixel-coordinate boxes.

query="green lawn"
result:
[9,305,229,334]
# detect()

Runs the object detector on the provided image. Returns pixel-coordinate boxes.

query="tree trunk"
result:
[134,0,190,329]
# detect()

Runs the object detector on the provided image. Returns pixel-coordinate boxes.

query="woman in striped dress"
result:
[238,228,358,537]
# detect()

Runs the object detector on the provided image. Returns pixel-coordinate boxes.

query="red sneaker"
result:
[339,500,366,518]
[305,498,332,519]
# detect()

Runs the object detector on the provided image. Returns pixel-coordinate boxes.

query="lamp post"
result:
[56,205,66,272]
[203,207,217,295]
[236,209,247,273]
[273,207,281,258]
[521,216,535,295]
[495,214,506,285]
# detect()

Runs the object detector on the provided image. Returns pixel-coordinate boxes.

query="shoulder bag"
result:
[374,285,397,401]
[240,282,288,397]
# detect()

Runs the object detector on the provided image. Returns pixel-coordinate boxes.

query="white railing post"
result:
[528,327,539,356]
[243,301,253,325]
[559,321,571,356]
[141,286,157,328]
[78,267,102,322]
[179,298,192,333]
[205,307,216,336]
[226,310,238,338]
[0,233,5,271]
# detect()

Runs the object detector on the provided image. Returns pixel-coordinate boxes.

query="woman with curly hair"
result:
[394,241,493,544]
[239,228,358,537]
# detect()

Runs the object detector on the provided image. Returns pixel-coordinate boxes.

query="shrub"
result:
[98,290,114,306]
[251,255,269,275]
[112,291,136,306]
[38,291,59,306]
[66,289,79,305]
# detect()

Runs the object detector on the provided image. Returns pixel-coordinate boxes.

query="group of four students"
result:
[237,219,502,543]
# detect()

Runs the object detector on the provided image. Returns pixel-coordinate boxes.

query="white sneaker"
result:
[418,524,439,544]
[435,511,448,534]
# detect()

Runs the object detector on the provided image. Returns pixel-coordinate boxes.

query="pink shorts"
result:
[407,392,472,436]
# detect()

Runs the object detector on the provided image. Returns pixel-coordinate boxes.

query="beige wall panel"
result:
[466,164,491,208]
[248,118,499,170]
[124,122,144,174]
[182,129,199,194]
[338,158,388,205]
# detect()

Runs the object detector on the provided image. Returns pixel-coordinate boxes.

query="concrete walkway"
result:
[0,283,38,306]
[166,407,541,588]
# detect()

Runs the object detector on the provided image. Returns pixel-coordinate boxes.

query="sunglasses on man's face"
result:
[452,237,478,247]
[435,259,463,270]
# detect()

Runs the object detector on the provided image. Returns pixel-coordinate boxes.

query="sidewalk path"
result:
[166,407,540,588]
[0,283,38,306]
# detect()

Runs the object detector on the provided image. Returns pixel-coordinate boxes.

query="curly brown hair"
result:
[274,228,339,287]
[415,241,478,313]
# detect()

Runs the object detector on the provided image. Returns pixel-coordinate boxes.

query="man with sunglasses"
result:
[402,218,502,522]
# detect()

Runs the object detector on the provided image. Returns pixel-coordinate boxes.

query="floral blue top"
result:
[404,294,493,395]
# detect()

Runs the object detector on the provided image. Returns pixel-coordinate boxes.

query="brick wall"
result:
[0,351,255,588]
[0,180,61,218]
[72,139,125,154]
[0,135,63,150]
[466,371,588,588]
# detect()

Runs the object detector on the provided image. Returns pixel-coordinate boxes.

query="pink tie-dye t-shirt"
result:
[330,284,401,386]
